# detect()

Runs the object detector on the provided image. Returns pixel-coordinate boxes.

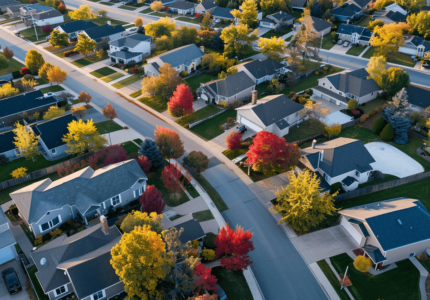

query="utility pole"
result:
[31,14,38,41]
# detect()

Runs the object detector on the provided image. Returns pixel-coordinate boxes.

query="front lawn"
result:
[176,17,202,24]
[140,7,153,13]
[358,97,386,114]
[90,67,116,78]
[316,260,350,300]
[39,85,65,94]
[211,267,253,300]
[100,1,115,5]
[185,73,216,93]
[194,174,229,212]
[192,209,214,222]
[0,53,24,76]
[322,34,336,50]
[119,5,137,10]
[101,72,124,83]
[261,26,292,38]
[346,45,366,56]
[362,47,416,67]
[112,74,141,89]
[190,110,237,140]
[130,90,142,98]
[151,11,175,17]
[92,17,128,26]
[240,48,261,60]
[284,119,325,143]
[138,96,168,112]
[95,120,123,134]
[72,52,109,67]
[120,141,140,155]
[28,265,49,300]
[176,105,221,128]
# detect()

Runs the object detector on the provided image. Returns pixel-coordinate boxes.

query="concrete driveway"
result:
[311,96,342,114]
[330,44,352,54]
[0,260,29,300]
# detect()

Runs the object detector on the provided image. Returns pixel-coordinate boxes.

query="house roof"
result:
[173,219,206,244]
[109,33,152,47]
[301,138,376,178]
[269,11,295,22]
[406,85,430,109]
[212,6,234,19]
[341,176,357,187]
[200,0,217,9]
[110,50,142,59]
[150,44,204,68]
[169,0,196,9]
[205,71,255,97]
[31,224,121,296]
[325,68,380,97]
[301,16,333,33]
[56,21,98,34]
[261,17,275,23]
[312,85,349,104]
[8,5,21,12]
[363,245,386,263]
[331,3,362,17]
[291,0,307,7]
[30,114,77,150]
[0,226,16,250]
[0,0,21,6]
[373,10,406,22]
[337,23,372,38]
[83,24,125,41]
[0,130,15,154]
[314,172,331,192]
[422,6,430,11]
[351,0,371,8]
[11,160,147,224]
[0,91,57,119]
[348,219,370,237]
[22,4,54,13]
[275,119,289,130]
[340,198,430,251]
[403,34,430,52]
[32,9,62,20]
[385,3,407,14]
[0,206,7,226]
[239,58,284,80]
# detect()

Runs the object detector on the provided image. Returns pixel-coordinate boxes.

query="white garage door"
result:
[398,47,416,55]
[321,94,330,101]
[340,217,362,246]
[0,246,15,265]
[240,117,263,133]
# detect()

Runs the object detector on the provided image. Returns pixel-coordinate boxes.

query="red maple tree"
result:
[103,145,128,166]
[140,185,165,214]
[78,91,92,104]
[246,131,301,176]
[58,2,67,13]
[161,164,183,193]
[225,131,242,150]
[154,126,185,159]
[41,24,52,33]
[102,103,118,121]
[136,155,151,172]
[195,263,217,293]
[167,83,194,117]
[187,295,218,300]
[215,222,254,272]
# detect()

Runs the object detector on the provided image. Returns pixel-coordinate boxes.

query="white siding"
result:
[340,216,363,246]
[35,15,64,26]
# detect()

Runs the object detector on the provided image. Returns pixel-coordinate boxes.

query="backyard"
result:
[362,47,416,67]
[0,53,24,76]
[284,119,325,143]
[190,110,237,140]
[185,73,217,93]
[176,105,221,128]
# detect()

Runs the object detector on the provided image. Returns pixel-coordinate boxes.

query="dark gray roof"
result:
[251,94,304,127]
[312,85,348,104]
[301,138,375,178]
[314,172,331,192]
[0,206,7,226]
[269,11,295,22]
[422,6,430,11]
[110,50,141,59]
[261,17,275,23]
[404,35,430,52]
[7,5,21,12]
[325,68,380,97]
[169,0,196,9]
[31,114,77,150]
[275,119,289,130]
[302,16,333,32]
[200,0,217,10]
[109,33,151,47]
[57,21,98,34]
[0,229,16,250]
[331,3,361,17]
[348,219,370,237]
[0,130,15,154]
[212,6,234,19]
[337,24,372,38]
[383,10,406,22]
[342,176,357,186]
[240,59,284,79]
[291,0,307,7]
[150,61,160,71]
[83,25,125,42]
[352,0,371,8]
[154,44,204,68]
[206,71,255,97]
[22,4,53,13]
[363,245,386,263]
[406,85,430,109]
[32,9,62,20]
[0,0,21,6]
[173,219,206,244]
[0,91,57,119]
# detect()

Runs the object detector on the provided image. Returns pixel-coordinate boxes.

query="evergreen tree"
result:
[139,138,164,168]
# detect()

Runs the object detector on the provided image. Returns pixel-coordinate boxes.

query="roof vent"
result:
[397,219,402,225]
[40,258,46,265]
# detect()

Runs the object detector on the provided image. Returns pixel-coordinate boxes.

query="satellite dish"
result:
[40,258,46,265]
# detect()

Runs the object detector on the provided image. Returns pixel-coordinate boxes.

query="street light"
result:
[301,50,305,65]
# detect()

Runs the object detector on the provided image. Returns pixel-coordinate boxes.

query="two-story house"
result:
[144,44,204,76]
[54,20,98,42]
[293,16,333,37]
[372,9,406,24]
[19,4,64,26]
[168,0,197,14]
[337,23,373,46]
[0,0,24,13]
[108,33,152,64]
[399,34,430,57]
[236,58,290,85]
[195,0,217,14]
[81,24,125,43]
[312,68,380,108]
[259,11,295,29]
[10,159,147,238]
[331,2,363,23]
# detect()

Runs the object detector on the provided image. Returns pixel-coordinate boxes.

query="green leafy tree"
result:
[145,17,176,37]
[0,55,9,70]
[347,99,358,110]
[62,119,107,155]
[96,10,107,17]
[49,29,69,47]
[261,0,290,15]
[74,33,97,57]
[183,151,210,173]
[381,67,410,98]
[231,0,258,27]
[13,122,40,162]
[38,62,53,82]
[25,49,45,74]
[220,24,258,59]
[379,123,394,141]
[120,211,163,234]
[202,12,212,29]
[266,78,282,94]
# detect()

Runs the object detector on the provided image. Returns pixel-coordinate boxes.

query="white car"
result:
[44,92,55,98]
[126,27,138,35]
[343,41,350,47]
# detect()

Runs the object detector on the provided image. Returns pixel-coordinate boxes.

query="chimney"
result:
[199,45,204,53]
[100,215,109,235]
[320,150,324,161]
[251,90,258,105]
[312,139,317,149]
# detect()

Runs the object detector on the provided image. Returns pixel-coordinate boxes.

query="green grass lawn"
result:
[39,85,65,94]
[134,138,143,145]
[419,259,430,273]
[119,5,137,10]
[138,96,168,112]
[362,47,416,67]
[112,74,141,89]
[190,110,237,140]
[285,119,325,143]
[90,67,117,78]
[329,254,420,300]
[211,267,253,300]
[176,105,221,128]
[261,26,292,38]
[346,45,367,56]
[185,73,216,93]
[358,97,386,114]
[151,11,175,17]
[120,141,140,155]
[194,173,228,212]
[130,90,142,98]
[101,72,124,83]
[28,265,49,300]
[222,139,251,160]
[192,209,215,222]
[140,7,153,13]
[316,260,350,300]
[35,78,48,85]
[357,174,399,188]
[362,46,376,59]
[240,48,261,60]
[291,10,302,18]
[72,53,108,67]
[0,53,24,76]
[322,34,336,50]
[100,1,115,5]
[355,15,372,28]
[0,17,19,25]
[176,16,202,24]
[95,120,123,134]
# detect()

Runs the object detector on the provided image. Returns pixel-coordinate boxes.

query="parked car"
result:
[216,284,228,300]
[43,92,55,98]
[343,41,349,47]
[126,27,138,35]
[2,268,22,295]
[236,125,247,134]
[337,40,342,45]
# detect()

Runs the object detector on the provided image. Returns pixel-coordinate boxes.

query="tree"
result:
[231,0,258,27]
[78,91,92,104]
[198,29,216,46]
[300,101,330,121]
[225,131,242,150]
[266,78,282,94]
[246,131,301,176]
[187,295,218,300]
[111,226,171,300]
[367,19,384,31]
[407,11,430,36]
[161,164,183,194]
[19,77,37,92]
[195,264,217,293]
[120,211,163,234]
[379,122,394,141]
[388,87,410,114]
[68,5,97,20]
[202,12,212,29]
[38,62,53,82]
[215,223,254,271]
[47,65,67,85]
[141,73,162,97]
[220,24,258,59]
[347,99,358,110]
[272,169,338,232]
[102,103,117,120]
[0,83,19,99]
[25,49,45,74]
[0,55,9,70]
[261,0,290,15]
[41,24,52,33]
[150,0,163,11]
[154,126,185,159]
[103,145,127,166]
[43,106,65,120]
[366,55,386,87]
[96,48,104,60]
[183,151,210,173]
[158,63,184,99]
[135,16,143,27]
[96,10,107,17]
[168,83,194,117]
[140,138,164,168]
[324,123,341,139]
[290,21,321,62]
[62,119,107,155]
[381,67,410,98]
[372,116,387,134]
[137,155,151,172]
[74,33,97,57]
[370,22,410,55]
[11,167,28,179]
[58,2,67,13]
[13,122,40,162]
[353,256,371,273]
[3,47,14,59]
[70,106,87,119]
[258,37,287,62]
[140,185,165,214]
[145,17,176,37]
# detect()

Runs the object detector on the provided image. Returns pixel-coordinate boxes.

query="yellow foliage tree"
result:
[13,122,40,161]
[135,17,143,27]
[47,65,67,85]
[74,33,97,57]
[0,83,19,99]
[43,106,65,120]
[70,106,88,119]
[366,55,386,87]
[120,211,163,234]
[231,0,258,27]
[353,255,372,272]
[145,17,176,37]
[370,22,410,55]
[150,0,163,11]
[258,36,287,62]
[62,119,107,155]
[68,5,96,20]
[11,167,28,179]
[38,62,53,82]
[220,24,258,59]
[406,11,430,35]
[202,249,215,261]
[324,122,341,139]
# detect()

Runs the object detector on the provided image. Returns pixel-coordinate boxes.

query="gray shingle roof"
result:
[83,24,125,41]
[0,130,15,154]
[337,24,372,38]
[342,176,357,186]
[352,0,371,8]
[312,85,349,104]
[0,91,57,119]
[173,219,206,243]
[206,71,255,97]
[8,5,21,12]
[152,44,204,68]
[57,21,98,34]
[240,58,284,79]
[314,172,331,192]
[325,68,380,97]
[200,0,217,10]
[30,114,77,150]
[380,10,406,22]
[275,119,289,130]
[269,11,295,22]
[22,4,53,13]
[109,33,152,47]
[169,0,196,9]
[32,9,62,20]
[291,0,307,7]
[212,6,234,19]
[0,206,7,226]
[261,17,275,23]
[406,85,430,109]
[331,3,361,17]
[0,0,21,6]
[0,228,16,250]
[302,16,333,32]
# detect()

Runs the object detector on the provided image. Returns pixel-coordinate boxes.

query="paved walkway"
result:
[324,259,354,299]
[409,256,429,300]
[358,46,370,58]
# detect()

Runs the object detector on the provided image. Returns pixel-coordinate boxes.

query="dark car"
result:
[216,284,228,300]
[2,268,22,295]
[236,125,247,134]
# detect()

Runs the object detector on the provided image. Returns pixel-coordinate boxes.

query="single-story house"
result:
[0,206,18,265]
[331,2,363,23]
[372,10,406,24]
[10,159,147,238]
[236,58,290,85]
[406,85,430,111]
[337,23,373,46]
[212,6,234,21]
[291,0,307,9]
[236,93,304,136]
[5,5,22,18]
[144,44,204,76]
[196,71,255,105]
[168,0,197,14]
[0,130,20,162]
[173,219,206,244]
[384,3,407,15]
[81,24,125,43]
[399,34,430,57]
[293,16,332,37]
[31,220,125,300]
[0,0,24,13]
[54,20,98,42]
[300,138,376,191]
[0,90,58,127]
[19,4,64,26]
[195,0,217,14]
[312,68,380,107]
[340,198,430,267]
[108,33,152,64]
[259,11,295,29]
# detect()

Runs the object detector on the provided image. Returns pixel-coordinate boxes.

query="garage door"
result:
[398,47,416,55]
[321,94,330,101]
[0,246,15,265]
[340,217,363,246]
[240,117,263,132]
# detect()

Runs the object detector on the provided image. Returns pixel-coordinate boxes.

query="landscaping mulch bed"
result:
[359,111,383,131]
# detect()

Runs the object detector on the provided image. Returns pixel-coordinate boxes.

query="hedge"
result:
[380,123,394,141]
[372,116,386,134]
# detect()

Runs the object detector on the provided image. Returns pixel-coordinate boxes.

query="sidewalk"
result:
[409,256,429,300]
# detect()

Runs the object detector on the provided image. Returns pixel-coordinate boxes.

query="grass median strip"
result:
[316,260,350,300]
[176,105,220,128]
[192,210,215,222]
[138,96,167,112]
[194,174,228,212]
[101,72,124,83]
[95,120,123,134]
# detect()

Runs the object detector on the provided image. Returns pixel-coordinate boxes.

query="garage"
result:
[398,47,416,55]
[0,246,15,265]
[340,216,363,246]
[240,117,263,133]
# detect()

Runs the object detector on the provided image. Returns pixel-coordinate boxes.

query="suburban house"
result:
[108,33,152,64]
[211,7,234,21]
[144,0,177,5]
[0,130,20,162]
[19,4,64,26]
[5,5,23,18]
[312,68,380,107]
[372,10,406,23]
[195,0,217,14]
[337,23,373,46]
[259,11,295,29]
[422,5,430,11]
[236,93,304,136]
[144,44,204,76]
[399,34,430,57]
[384,3,407,14]
[293,16,332,37]
[339,198,430,267]
[168,1,197,14]
[0,0,24,13]
[300,138,376,191]
[406,85,430,111]
[236,58,290,85]
[0,206,18,265]
[0,90,58,126]
[196,71,255,104]
[30,114,77,160]
[54,21,98,42]
[10,159,147,238]
[291,0,307,9]
[173,219,206,244]
[31,220,125,300]
[331,2,363,23]
[81,24,125,43]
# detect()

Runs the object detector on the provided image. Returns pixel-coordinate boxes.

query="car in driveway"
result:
[343,41,349,47]
[216,284,228,300]
[2,268,22,295]
[236,125,247,134]
[337,40,343,45]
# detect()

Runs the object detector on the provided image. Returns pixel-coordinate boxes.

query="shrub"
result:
[12,71,22,79]
[10,204,18,215]
[187,248,199,258]
[225,131,242,150]
[20,67,28,75]
[229,100,243,109]
[315,71,319,75]
[420,252,429,261]
[202,248,216,261]
[77,227,84,232]
[203,232,217,249]
[380,123,394,141]
[353,255,371,272]
[132,67,138,74]
[359,114,369,123]
[35,235,43,246]
[181,70,188,77]
[191,239,200,249]
[330,182,342,194]
[347,99,358,110]
[372,116,386,134]
[64,50,79,57]
[50,228,62,238]
[289,91,296,98]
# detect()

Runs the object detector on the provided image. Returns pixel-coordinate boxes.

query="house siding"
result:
[0,148,19,160]
[47,283,74,300]
[34,15,64,26]
[357,91,377,104]
[80,282,124,300]
[38,137,69,159]
[384,239,430,265]
[216,85,254,105]
[32,206,73,237]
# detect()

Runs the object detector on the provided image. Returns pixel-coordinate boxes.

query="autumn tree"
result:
[161,163,183,194]
[0,83,19,99]
[96,49,104,60]
[324,123,341,139]
[218,66,238,79]
[120,211,163,234]
[366,55,386,87]
[68,5,97,20]
[103,145,128,166]
[231,0,258,27]
[370,22,410,55]
[102,103,118,121]
[135,16,143,27]
[271,169,338,233]
[187,295,218,300]
[78,91,92,104]
[198,29,217,46]
[70,106,87,119]
[201,12,212,29]
[43,106,65,120]
[74,33,97,57]
[354,256,371,273]
[407,11,430,36]
[215,223,254,271]
[38,62,53,82]
[183,151,210,173]
[49,29,69,47]
[290,21,321,62]
[220,24,258,59]
[258,36,287,62]
[58,2,66,13]
[150,0,163,11]
[13,122,40,162]
[11,167,28,179]
[381,67,410,98]
[154,126,185,159]
[96,10,107,17]
[195,263,217,293]
[225,131,242,150]
[158,63,184,99]
[62,119,107,155]
[3,47,14,59]
[47,65,67,85]
[137,155,151,172]
[261,0,291,15]
[140,138,164,168]
[25,50,45,74]
[367,19,384,31]
[141,75,161,97]
[140,185,165,214]
[300,101,330,120]
[145,17,176,37]
[168,83,194,117]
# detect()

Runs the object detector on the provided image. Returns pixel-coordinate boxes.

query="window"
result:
[92,290,105,300]
[295,112,298,118]
[324,173,331,184]
[54,285,68,297]
[323,83,325,86]
[133,188,143,198]
[51,148,56,154]
[286,116,290,122]
[39,215,62,232]
[111,195,120,206]
[356,170,360,178]
[339,92,342,95]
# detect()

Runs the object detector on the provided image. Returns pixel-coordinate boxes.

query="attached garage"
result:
[398,47,416,55]
[0,245,16,265]
[240,117,264,133]
[340,216,364,246]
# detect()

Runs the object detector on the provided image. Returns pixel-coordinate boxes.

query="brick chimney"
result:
[199,46,204,53]
[251,90,258,105]
[100,215,109,235]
